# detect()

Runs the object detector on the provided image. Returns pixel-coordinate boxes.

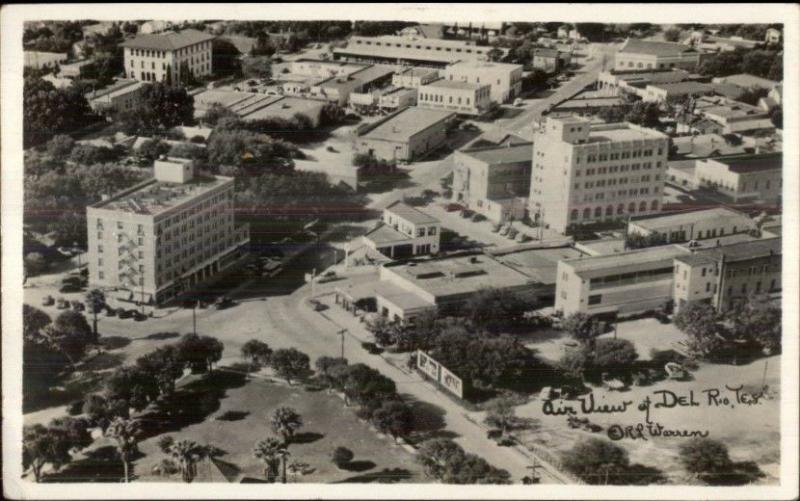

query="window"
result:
[428,227,437,236]
[416,228,425,237]
[117,221,123,229]
[588,294,602,305]
[98,244,103,253]
[98,258,104,266]
[98,271,104,280]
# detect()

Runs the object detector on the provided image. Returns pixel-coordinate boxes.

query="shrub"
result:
[331,446,354,468]
[67,399,84,416]
[497,437,515,447]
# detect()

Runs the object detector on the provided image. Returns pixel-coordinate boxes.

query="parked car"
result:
[471,213,487,222]
[513,98,524,106]
[59,283,82,293]
[42,295,55,306]
[117,308,133,319]
[317,271,338,284]
[56,298,69,309]
[71,301,85,312]
[444,203,465,212]
[105,306,117,317]
[213,296,233,310]
[490,223,502,233]
[508,228,519,239]
[499,224,511,236]
[460,209,475,219]
[516,232,531,243]
[132,310,147,321]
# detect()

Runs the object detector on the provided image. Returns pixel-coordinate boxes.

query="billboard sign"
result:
[417,350,440,381]
[416,350,464,399]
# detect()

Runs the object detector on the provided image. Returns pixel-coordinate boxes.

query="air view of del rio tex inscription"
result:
[543,385,768,441]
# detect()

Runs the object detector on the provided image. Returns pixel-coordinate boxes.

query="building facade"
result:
[333,35,507,67]
[85,79,147,114]
[121,29,215,83]
[452,143,533,223]
[441,60,523,104]
[627,207,756,243]
[362,202,441,259]
[528,116,669,234]
[87,158,249,305]
[353,106,455,162]
[532,48,571,74]
[418,79,491,116]
[392,67,440,88]
[694,153,782,203]
[615,39,700,71]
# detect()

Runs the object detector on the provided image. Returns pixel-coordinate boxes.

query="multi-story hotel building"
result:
[86,158,249,305]
[121,29,215,83]
[528,116,669,234]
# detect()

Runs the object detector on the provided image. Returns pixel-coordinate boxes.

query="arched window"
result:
[617,204,625,215]
[606,205,613,216]
[570,209,578,221]
[628,202,636,213]
[594,207,602,218]
[651,200,659,211]
[583,208,591,219]
[639,201,648,212]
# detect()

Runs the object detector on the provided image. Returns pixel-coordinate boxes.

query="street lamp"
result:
[337,329,347,359]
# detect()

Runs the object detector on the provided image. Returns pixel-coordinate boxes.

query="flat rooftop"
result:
[587,123,666,142]
[459,142,533,165]
[649,81,716,94]
[350,64,396,85]
[92,175,231,216]
[708,152,782,173]
[192,91,325,122]
[631,207,751,231]
[360,106,454,142]
[386,201,439,225]
[384,253,534,298]
[399,67,439,78]
[563,244,689,279]
[693,236,781,263]
[86,79,144,100]
[446,60,523,72]
[497,246,587,285]
[374,282,436,310]
[425,79,486,90]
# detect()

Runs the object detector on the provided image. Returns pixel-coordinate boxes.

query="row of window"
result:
[577,175,658,189]
[569,200,660,221]
[420,92,473,106]
[575,162,661,176]
[129,42,210,59]
[354,39,485,55]
[581,187,653,202]
[619,60,685,70]
[583,149,661,163]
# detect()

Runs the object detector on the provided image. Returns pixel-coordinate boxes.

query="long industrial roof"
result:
[360,106,454,142]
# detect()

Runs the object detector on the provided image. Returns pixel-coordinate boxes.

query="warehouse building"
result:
[353,106,455,162]
[418,79,492,116]
[627,207,756,243]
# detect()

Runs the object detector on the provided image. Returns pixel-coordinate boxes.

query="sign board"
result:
[416,350,464,399]
[416,350,440,381]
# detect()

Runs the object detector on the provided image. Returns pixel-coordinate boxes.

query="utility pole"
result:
[310,268,317,298]
[338,329,347,359]
[761,358,769,389]
[525,457,541,484]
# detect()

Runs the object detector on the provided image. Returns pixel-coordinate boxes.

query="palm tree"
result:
[270,407,303,444]
[85,289,106,341]
[167,439,209,483]
[253,437,289,483]
[106,417,142,483]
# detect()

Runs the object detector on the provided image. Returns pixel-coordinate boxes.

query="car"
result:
[132,310,148,321]
[213,296,233,310]
[471,213,486,222]
[499,224,511,236]
[71,301,85,312]
[42,295,55,306]
[105,306,117,317]
[444,203,465,212]
[460,209,475,219]
[59,283,82,293]
[117,308,133,319]
[516,232,531,243]
[513,98,524,106]
[508,228,519,239]
[490,223,502,233]
[56,298,69,309]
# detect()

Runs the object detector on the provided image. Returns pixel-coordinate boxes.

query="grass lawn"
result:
[130,375,424,483]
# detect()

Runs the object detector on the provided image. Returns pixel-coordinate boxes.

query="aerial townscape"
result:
[21,19,784,487]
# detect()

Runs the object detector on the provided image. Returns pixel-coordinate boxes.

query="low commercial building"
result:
[711,73,780,92]
[24,51,68,69]
[699,100,774,135]
[452,142,533,223]
[86,79,147,114]
[121,29,215,83]
[363,202,441,259]
[58,59,94,78]
[291,58,368,78]
[627,207,756,243]
[418,79,491,116]
[614,39,700,72]
[376,253,537,321]
[392,67,440,88]
[532,48,571,74]
[334,35,507,68]
[693,153,782,203]
[441,60,523,104]
[596,68,701,99]
[642,81,720,102]
[283,63,396,106]
[673,237,781,312]
[353,106,455,162]
[193,90,326,126]
[87,158,250,305]
[378,87,418,110]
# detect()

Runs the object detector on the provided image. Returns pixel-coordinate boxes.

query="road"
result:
[488,43,619,139]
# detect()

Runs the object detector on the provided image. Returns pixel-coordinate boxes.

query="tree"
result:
[678,438,733,482]
[314,356,348,388]
[241,55,272,79]
[49,416,93,452]
[136,345,185,396]
[106,366,159,412]
[82,394,127,431]
[464,287,538,332]
[443,453,512,484]
[625,101,662,128]
[484,396,516,435]
[114,82,194,135]
[271,407,303,444]
[673,302,724,358]
[561,313,602,347]
[562,438,631,484]
[24,252,49,276]
[22,424,73,482]
[106,417,142,483]
[416,438,466,481]
[46,134,76,158]
[270,348,310,384]
[177,333,224,373]
[371,401,413,442]
[593,338,638,374]
[166,439,209,483]
[241,339,273,367]
[24,304,52,341]
[341,364,397,407]
[206,129,296,176]
[736,87,769,106]
[253,436,285,482]
[769,106,782,129]
[84,289,105,340]
[331,446,354,469]
[24,76,96,147]
[137,138,171,163]
[663,28,682,42]
[50,310,95,365]
[726,295,782,354]
[202,102,239,127]
[487,47,505,62]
